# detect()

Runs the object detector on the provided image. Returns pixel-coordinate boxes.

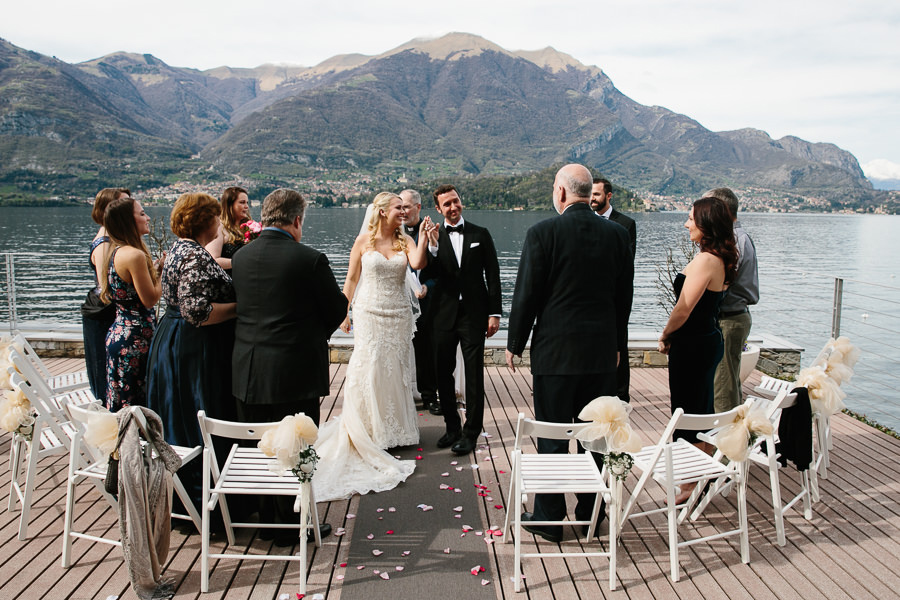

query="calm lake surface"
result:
[1,206,899,428]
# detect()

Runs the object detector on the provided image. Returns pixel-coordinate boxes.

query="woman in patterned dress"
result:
[99,197,163,411]
[204,186,250,274]
[147,192,237,508]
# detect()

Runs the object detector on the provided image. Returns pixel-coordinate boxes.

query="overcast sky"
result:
[3,0,899,184]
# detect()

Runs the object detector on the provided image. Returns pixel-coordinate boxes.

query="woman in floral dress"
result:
[147,192,237,508]
[99,197,163,411]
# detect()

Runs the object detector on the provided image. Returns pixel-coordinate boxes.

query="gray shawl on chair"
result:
[116,406,181,600]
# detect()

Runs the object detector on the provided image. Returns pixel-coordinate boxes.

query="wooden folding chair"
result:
[10,332,90,394]
[502,412,620,591]
[196,410,321,595]
[60,402,201,568]
[695,391,815,546]
[620,407,749,582]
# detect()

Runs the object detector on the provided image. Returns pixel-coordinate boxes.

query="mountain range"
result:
[0,33,882,207]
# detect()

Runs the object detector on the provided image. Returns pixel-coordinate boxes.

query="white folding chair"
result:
[695,391,815,546]
[5,369,89,540]
[502,412,619,591]
[60,402,202,568]
[755,372,832,481]
[196,410,321,595]
[10,333,90,394]
[620,407,749,582]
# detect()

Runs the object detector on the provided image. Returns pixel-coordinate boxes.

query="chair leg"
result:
[18,439,39,540]
[737,465,750,564]
[61,448,80,568]
[201,450,211,593]
[309,484,322,547]
[7,436,23,512]
[667,487,679,582]
[172,473,201,532]
[766,442,786,547]
[609,479,620,591]
[299,483,310,597]
[800,470,813,520]
[502,454,518,542]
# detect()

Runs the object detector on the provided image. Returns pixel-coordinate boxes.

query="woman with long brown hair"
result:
[205,186,250,273]
[657,196,739,502]
[82,187,130,401]
[100,197,162,410]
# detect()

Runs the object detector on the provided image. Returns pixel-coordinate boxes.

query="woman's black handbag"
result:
[105,451,119,497]
[81,289,114,320]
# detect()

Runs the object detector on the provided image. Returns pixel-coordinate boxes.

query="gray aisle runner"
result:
[337,410,498,600]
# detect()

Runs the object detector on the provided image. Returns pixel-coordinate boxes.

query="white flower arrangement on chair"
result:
[258,413,319,483]
[795,365,846,417]
[83,409,118,458]
[0,388,36,441]
[715,405,774,462]
[575,396,643,480]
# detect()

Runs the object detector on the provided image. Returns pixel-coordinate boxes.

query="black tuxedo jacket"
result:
[422,220,502,331]
[231,229,348,404]
[507,202,633,375]
[609,208,637,257]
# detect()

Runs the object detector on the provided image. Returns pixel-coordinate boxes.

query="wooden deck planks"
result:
[0,360,899,599]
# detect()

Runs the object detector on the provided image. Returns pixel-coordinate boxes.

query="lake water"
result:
[1,206,899,429]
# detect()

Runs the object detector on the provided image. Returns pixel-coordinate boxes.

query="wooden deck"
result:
[2,358,900,599]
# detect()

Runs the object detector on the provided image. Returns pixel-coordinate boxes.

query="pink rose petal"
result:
[366,534,374,540]
[450,461,458,465]
[335,527,347,536]
[372,549,383,556]
[395,566,404,571]
[455,467,464,471]
[388,507,396,512]
[481,579,491,586]
[416,455,423,460]
[380,572,390,580]
[357,565,366,570]
[346,514,356,519]
[401,550,411,556]
[454,515,461,519]
[453,506,463,512]
[386,530,394,535]
[339,562,347,567]
[376,508,385,513]
[336,575,344,580]
[443,548,451,554]
[462,525,474,531]
[441,472,450,477]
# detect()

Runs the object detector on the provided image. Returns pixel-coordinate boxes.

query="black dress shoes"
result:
[308,522,332,543]
[520,512,563,543]
[437,430,462,448]
[451,436,476,455]
[428,400,443,416]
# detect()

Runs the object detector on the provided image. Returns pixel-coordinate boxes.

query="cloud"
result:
[862,159,900,180]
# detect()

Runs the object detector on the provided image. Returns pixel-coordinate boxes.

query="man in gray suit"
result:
[231,189,347,543]
[507,164,633,542]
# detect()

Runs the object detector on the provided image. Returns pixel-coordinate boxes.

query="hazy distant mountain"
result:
[0,33,875,204]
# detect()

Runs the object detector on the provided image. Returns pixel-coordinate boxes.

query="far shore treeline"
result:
[0,164,642,212]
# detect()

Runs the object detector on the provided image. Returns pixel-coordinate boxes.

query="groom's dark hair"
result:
[432,184,458,205]
[262,189,306,227]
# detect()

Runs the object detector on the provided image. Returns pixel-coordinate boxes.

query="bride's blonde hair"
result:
[366,192,407,253]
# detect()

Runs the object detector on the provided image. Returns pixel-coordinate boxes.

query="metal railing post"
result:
[5,253,18,334]
[831,277,843,338]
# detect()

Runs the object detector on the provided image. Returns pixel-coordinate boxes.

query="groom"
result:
[423,184,502,455]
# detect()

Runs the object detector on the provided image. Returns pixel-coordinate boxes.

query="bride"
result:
[313,192,436,502]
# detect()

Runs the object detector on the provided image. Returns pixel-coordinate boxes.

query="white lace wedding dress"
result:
[313,251,419,502]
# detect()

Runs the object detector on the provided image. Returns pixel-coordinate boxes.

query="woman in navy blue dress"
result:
[82,187,129,401]
[657,197,738,503]
[99,197,163,411]
[147,193,237,509]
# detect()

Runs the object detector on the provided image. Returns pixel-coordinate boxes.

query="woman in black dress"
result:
[205,186,250,274]
[146,192,237,508]
[82,187,130,401]
[657,197,738,502]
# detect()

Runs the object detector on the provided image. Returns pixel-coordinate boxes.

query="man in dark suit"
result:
[423,184,502,456]
[400,189,440,415]
[592,177,637,402]
[231,188,347,543]
[507,165,633,542]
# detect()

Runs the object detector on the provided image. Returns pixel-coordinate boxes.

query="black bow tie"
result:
[446,224,464,234]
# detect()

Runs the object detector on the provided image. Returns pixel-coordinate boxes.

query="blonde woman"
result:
[99,197,163,410]
[316,192,437,502]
